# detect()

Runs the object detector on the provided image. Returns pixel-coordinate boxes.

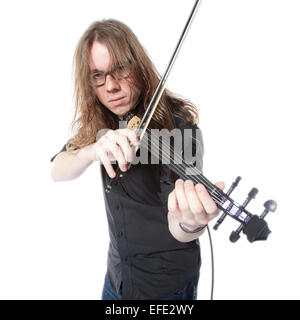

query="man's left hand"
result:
[168,179,225,231]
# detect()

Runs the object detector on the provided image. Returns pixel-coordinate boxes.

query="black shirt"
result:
[51,117,204,300]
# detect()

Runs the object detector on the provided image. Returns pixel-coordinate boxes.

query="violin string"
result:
[140,129,225,207]
[143,127,222,195]
[145,127,219,191]
[141,136,224,208]
[142,128,223,204]
[185,134,221,191]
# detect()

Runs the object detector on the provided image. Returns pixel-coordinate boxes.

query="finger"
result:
[107,130,134,164]
[104,133,128,171]
[96,146,116,178]
[184,180,207,225]
[174,179,194,225]
[109,143,128,172]
[195,184,218,216]
[115,133,134,163]
[168,191,180,219]
[215,181,225,191]
[118,128,139,146]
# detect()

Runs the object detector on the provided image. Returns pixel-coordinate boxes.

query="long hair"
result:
[67,19,198,152]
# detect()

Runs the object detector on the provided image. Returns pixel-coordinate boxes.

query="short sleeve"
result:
[50,144,67,162]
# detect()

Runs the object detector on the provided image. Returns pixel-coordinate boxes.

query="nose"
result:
[105,74,121,92]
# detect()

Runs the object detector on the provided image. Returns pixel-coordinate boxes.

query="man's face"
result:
[89,41,141,118]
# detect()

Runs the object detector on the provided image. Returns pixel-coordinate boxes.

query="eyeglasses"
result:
[90,63,131,88]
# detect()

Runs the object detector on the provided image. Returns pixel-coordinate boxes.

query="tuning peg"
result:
[213,176,242,230]
[227,176,242,194]
[260,200,277,219]
[229,230,241,243]
[229,187,258,242]
[245,187,258,204]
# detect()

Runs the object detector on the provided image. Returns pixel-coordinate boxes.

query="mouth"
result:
[109,96,126,103]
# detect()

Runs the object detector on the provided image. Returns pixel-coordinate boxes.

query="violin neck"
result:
[166,163,252,225]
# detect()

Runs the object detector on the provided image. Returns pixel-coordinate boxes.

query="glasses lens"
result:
[91,63,131,87]
[92,73,105,87]
[113,65,130,80]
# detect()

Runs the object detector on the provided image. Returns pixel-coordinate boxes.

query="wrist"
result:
[83,143,97,163]
[179,222,207,234]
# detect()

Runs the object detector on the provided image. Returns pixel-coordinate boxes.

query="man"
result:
[50,19,224,300]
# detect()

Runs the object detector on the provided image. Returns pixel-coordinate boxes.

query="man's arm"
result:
[51,144,95,182]
[50,128,139,182]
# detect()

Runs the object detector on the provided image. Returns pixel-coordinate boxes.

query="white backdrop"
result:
[0,0,299,300]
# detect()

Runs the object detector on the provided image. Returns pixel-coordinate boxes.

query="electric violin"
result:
[105,0,277,243]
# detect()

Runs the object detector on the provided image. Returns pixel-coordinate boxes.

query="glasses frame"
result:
[90,63,132,88]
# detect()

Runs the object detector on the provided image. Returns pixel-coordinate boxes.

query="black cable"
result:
[206,225,214,300]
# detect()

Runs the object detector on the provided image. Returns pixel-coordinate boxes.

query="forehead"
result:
[89,41,111,71]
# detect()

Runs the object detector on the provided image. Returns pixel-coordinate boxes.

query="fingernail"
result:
[110,172,116,179]
[185,180,193,186]
[196,184,203,192]
[176,179,183,186]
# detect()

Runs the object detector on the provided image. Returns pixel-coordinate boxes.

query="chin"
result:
[115,106,132,117]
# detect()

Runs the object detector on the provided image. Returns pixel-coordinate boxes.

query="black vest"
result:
[102,118,202,300]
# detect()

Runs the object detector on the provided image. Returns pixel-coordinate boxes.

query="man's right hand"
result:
[91,128,139,178]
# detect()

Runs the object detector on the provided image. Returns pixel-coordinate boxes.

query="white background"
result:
[0,0,299,300]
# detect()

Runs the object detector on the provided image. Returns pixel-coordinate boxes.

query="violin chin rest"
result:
[127,116,141,130]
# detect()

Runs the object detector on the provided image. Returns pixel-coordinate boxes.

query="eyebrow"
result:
[91,69,105,74]
[91,61,130,74]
